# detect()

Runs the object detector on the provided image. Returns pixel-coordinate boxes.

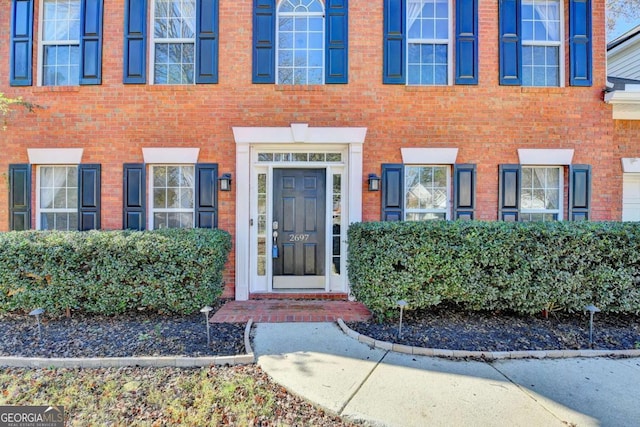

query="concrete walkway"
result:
[253,322,640,427]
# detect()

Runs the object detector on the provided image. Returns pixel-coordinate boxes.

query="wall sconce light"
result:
[368,173,381,191]
[219,173,232,191]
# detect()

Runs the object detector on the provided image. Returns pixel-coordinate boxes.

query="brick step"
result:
[249,292,349,301]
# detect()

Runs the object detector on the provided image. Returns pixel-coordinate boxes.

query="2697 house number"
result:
[289,234,310,241]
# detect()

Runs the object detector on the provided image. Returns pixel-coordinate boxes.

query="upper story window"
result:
[41,0,81,86]
[123,0,218,85]
[152,0,196,84]
[383,0,478,85]
[405,165,449,220]
[521,0,561,87]
[252,0,347,84]
[407,0,451,86]
[277,0,325,85]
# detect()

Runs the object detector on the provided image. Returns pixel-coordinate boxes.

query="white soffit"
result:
[143,148,200,163]
[401,148,458,164]
[27,148,83,164]
[518,149,574,165]
[232,123,367,144]
[622,158,640,173]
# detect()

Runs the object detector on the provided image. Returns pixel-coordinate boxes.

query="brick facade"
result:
[0,1,633,299]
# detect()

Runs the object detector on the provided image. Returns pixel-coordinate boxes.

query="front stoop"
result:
[210,299,372,323]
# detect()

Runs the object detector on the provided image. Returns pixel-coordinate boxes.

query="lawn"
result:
[0,365,359,426]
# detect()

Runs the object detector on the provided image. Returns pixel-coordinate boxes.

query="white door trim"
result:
[232,124,367,301]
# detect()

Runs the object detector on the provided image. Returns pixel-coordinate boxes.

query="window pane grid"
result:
[332,174,342,275]
[39,166,78,231]
[257,173,267,277]
[407,0,449,86]
[42,0,81,86]
[404,166,448,220]
[277,0,324,85]
[153,0,196,85]
[151,165,195,229]
[520,167,561,219]
[521,0,561,87]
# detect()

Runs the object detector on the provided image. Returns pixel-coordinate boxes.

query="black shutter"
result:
[498,164,520,221]
[80,0,104,84]
[196,0,219,84]
[499,0,521,85]
[123,0,147,84]
[569,0,592,86]
[123,163,146,230]
[453,164,476,220]
[9,164,31,230]
[383,0,405,84]
[195,163,218,228]
[381,164,404,221]
[569,165,591,221]
[252,0,276,83]
[455,0,478,85]
[325,0,348,84]
[10,0,33,86]
[78,164,101,230]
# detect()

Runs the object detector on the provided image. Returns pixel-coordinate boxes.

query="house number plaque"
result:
[289,234,310,242]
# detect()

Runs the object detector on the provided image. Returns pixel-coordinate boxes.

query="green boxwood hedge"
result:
[0,228,231,316]
[347,221,640,319]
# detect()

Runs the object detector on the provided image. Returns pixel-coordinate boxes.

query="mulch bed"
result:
[0,312,245,358]
[347,305,640,352]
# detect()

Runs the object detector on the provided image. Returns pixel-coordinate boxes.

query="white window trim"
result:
[142,147,200,164]
[275,0,326,85]
[148,164,196,230]
[405,0,454,86]
[521,0,565,87]
[520,165,563,220]
[35,165,78,230]
[401,148,458,164]
[28,148,83,164]
[518,149,573,165]
[37,0,81,86]
[149,0,197,85]
[403,165,451,221]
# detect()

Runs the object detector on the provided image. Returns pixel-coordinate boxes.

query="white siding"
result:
[608,35,640,80]
[623,173,640,221]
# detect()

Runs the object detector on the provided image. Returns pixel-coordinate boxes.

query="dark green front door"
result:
[272,169,326,289]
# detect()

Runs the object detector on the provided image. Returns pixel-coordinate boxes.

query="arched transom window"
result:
[277,0,325,85]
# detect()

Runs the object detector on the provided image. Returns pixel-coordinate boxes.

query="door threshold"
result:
[250,291,349,300]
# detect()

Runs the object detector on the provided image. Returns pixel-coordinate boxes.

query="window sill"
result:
[404,85,456,93]
[33,86,80,93]
[520,87,566,94]
[275,85,325,92]
[146,85,196,92]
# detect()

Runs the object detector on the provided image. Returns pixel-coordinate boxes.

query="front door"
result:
[272,169,326,289]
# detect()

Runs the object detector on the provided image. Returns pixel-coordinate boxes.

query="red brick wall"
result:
[0,1,618,297]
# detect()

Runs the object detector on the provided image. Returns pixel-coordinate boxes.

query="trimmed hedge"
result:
[0,228,231,316]
[347,221,640,319]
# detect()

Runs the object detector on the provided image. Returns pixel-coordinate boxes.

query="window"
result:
[123,163,218,230]
[381,163,476,221]
[123,0,218,84]
[151,165,195,229]
[277,0,324,85]
[520,166,561,221]
[405,166,449,220]
[498,164,591,221]
[498,0,591,87]
[383,0,478,85]
[252,0,347,84]
[152,0,196,84]
[41,0,81,86]
[521,0,561,87]
[407,0,451,86]
[38,165,78,230]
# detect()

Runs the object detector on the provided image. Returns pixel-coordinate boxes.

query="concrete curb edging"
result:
[336,318,640,360]
[0,319,256,369]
